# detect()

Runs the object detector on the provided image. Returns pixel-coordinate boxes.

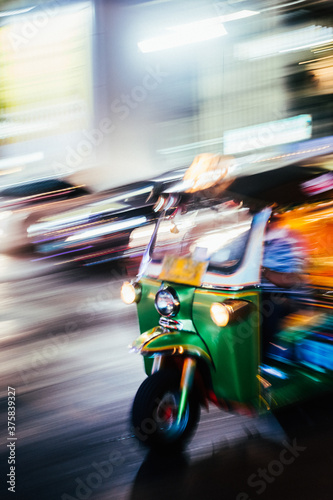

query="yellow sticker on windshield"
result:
[159,255,208,286]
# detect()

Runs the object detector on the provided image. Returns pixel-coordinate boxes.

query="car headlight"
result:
[121,281,142,304]
[155,287,180,317]
[210,299,252,327]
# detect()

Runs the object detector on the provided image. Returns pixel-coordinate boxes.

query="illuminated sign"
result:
[223,114,312,155]
[235,25,333,60]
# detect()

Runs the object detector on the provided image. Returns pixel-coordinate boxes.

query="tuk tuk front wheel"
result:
[131,368,200,450]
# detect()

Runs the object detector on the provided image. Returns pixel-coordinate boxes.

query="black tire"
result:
[131,368,200,450]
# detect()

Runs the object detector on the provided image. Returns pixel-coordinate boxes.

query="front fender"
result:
[131,326,213,366]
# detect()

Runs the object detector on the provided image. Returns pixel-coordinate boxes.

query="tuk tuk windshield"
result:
[146,199,253,280]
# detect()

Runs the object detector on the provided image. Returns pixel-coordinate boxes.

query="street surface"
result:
[0,256,332,500]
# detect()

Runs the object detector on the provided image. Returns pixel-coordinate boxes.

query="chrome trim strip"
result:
[159,317,184,330]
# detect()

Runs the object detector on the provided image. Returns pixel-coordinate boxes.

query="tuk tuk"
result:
[121,141,333,450]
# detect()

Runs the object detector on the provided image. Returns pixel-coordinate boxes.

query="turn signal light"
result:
[121,281,142,305]
[210,299,252,327]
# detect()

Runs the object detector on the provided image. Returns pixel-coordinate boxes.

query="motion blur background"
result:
[1,0,332,190]
[1,2,333,500]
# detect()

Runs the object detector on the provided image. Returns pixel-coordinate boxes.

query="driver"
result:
[262,214,306,289]
[261,214,308,359]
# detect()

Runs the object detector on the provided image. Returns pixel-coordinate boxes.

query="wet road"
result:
[0,257,332,500]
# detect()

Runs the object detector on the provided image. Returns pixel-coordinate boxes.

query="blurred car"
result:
[27,169,186,266]
[0,178,90,254]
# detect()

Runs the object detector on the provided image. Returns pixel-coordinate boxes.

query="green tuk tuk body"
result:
[122,151,333,450]
[135,279,262,410]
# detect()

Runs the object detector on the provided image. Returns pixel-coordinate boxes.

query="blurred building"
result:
[0,0,333,189]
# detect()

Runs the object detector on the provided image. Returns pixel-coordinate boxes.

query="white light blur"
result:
[261,0,305,12]
[0,152,44,169]
[158,137,224,155]
[28,185,153,235]
[93,186,153,205]
[0,211,12,221]
[312,46,333,54]
[138,10,260,53]
[299,54,333,65]
[192,224,250,257]
[261,366,288,380]
[0,119,66,140]
[28,211,91,235]
[235,25,333,60]
[66,216,147,242]
[280,38,333,54]
[0,6,36,17]
[221,10,260,22]
[138,18,227,53]
[224,115,312,155]
[129,225,155,245]
[0,320,18,341]
[129,213,197,248]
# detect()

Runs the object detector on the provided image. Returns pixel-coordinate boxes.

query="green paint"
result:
[192,288,261,404]
[135,277,333,412]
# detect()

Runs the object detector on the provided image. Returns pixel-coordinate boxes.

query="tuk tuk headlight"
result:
[210,299,252,327]
[155,287,180,317]
[210,302,231,327]
[121,281,141,304]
